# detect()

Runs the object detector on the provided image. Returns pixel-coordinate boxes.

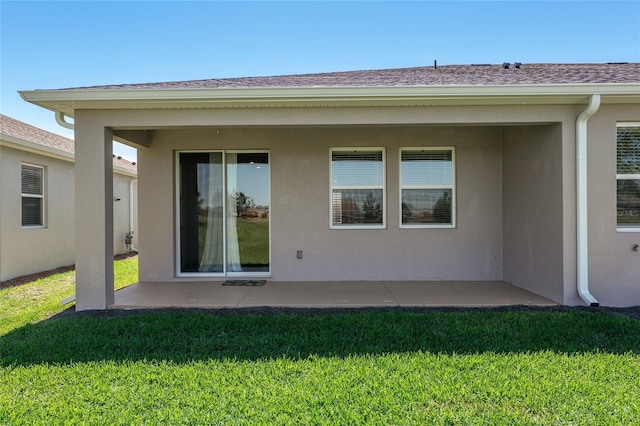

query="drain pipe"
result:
[55,111,74,130]
[576,94,600,307]
[129,179,139,253]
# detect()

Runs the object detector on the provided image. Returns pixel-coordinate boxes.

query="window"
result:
[616,124,640,231]
[400,147,455,228]
[21,164,45,227]
[330,148,385,228]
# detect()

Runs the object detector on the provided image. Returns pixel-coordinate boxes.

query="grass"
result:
[235,217,269,267]
[1,261,639,424]
[0,256,138,335]
[195,215,269,270]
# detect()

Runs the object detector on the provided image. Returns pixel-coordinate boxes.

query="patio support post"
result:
[74,119,114,310]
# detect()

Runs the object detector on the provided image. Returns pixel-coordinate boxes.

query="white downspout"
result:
[129,179,138,252]
[55,111,74,130]
[576,94,600,307]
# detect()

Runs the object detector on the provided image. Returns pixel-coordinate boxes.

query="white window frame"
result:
[330,147,386,230]
[174,150,272,277]
[616,123,640,233]
[399,147,456,229]
[21,163,46,229]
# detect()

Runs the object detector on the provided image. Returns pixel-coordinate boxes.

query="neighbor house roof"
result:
[0,113,75,153]
[19,63,640,116]
[0,114,137,174]
[68,62,640,90]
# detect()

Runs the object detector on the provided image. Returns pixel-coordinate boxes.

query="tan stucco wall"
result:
[139,126,503,282]
[586,104,640,307]
[502,125,565,303]
[0,144,136,282]
[0,145,74,281]
[113,174,136,254]
[73,102,638,307]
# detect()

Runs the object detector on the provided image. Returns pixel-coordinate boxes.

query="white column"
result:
[74,117,114,310]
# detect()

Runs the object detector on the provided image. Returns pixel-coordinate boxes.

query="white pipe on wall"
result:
[130,179,138,252]
[55,111,74,130]
[576,94,601,307]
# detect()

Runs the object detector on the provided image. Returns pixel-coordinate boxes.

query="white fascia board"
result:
[20,83,640,115]
[0,133,75,163]
[113,166,137,178]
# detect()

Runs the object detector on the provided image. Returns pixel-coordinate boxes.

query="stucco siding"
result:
[502,125,565,303]
[76,102,638,307]
[138,126,503,282]
[113,173,135,254]
[586,104,640,307]
[0,144,136,282]
[0,146,75,281]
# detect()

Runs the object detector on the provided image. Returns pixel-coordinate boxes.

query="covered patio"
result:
[112,280,556,309]
[20,63,640,310]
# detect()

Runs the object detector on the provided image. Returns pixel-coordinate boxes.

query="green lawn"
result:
[1,262,639,424]
[235,217,269,267]
[0,256,138,335]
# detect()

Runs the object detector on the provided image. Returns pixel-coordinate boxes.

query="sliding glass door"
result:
[178,151,269,276]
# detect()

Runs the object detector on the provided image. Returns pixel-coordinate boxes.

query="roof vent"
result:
[503,62,510,69]
[514,62,522,69]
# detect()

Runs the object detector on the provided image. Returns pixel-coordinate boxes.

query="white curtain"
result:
[226,154,242,272]
[198,155,224,272]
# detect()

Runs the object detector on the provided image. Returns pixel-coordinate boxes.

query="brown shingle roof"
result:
[0,113,75,153]
[112,155,137,172]
[0,114,137,173]
[68,63,640,90]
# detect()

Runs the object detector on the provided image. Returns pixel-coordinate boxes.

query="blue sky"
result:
[2,1,639,160]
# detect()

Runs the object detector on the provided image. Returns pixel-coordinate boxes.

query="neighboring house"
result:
[0,114,137,282]
[19,62,640,310]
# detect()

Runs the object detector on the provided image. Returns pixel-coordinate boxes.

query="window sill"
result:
[330,225,387,230]
[617,227,640,233]
[401,224,456,229]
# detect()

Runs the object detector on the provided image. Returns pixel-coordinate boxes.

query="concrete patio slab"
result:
[111,280,557,309]
[238,281,398,307]
[384,281,557,307]
[114,281,253,308]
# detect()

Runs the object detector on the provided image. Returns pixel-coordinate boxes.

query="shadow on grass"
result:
[1,307,639,366]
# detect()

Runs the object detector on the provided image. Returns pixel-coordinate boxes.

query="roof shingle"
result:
[66,63,640,91]
[0,114,137,172]
[0,113,75,153]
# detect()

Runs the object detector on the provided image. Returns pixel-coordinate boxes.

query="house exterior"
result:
[0,114,138,282]
[19,62,640,310]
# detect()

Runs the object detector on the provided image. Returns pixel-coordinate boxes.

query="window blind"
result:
[22,165,43,195]
[401,150,452,186]
[616,126,640,227]
[617,127,640,175]
[22,198,43,227]
[332,150,383,187]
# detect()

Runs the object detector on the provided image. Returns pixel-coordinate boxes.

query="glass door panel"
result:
[178,151,269,275]
[179,152,224,273]
[226,153,270,273]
